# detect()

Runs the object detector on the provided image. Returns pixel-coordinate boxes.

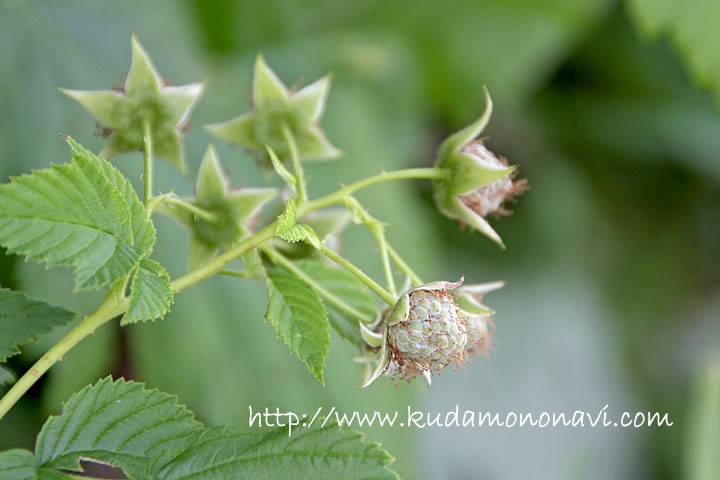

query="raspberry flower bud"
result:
[432,87,527,248]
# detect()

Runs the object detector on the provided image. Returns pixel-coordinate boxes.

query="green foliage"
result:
[293,260,378,346]
[0,137,155,291]
[124,258,173,324]
[265,266,330,383]
[0,449,35,480]
[0,289,76,362]
[627,0,720,103]
[150,423,398,479]
[276,198,321,248]
[0,377,398,479]
[32,377,201,478]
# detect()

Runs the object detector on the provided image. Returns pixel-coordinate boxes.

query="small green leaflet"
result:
[0,289,76,362]
[0,377,399,479]
[293,260,378,347]
[124,258,173,325]
[34,377,203,479]
[276,198,320,248]
[0,137,155,291]
[265,265,330,383]
[149,422,398,479]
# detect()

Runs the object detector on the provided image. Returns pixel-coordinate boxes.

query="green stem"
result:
[318,245,396,306]
[217,270,253,278]
[282,124,307,203]
[298,167,448,216]
[262,246,372,324]
[171,222,277,293]
[386,243,423,286]
[142,118,153,206]
[0,288,127,421]
[162,196,220,223]
[340,197,397,297]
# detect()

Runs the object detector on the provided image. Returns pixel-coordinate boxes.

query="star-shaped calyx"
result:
[161,145,278,270]
[206,54,340,164]
[61,34,204,172]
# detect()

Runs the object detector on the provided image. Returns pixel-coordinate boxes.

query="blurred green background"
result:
[1,0,719,478]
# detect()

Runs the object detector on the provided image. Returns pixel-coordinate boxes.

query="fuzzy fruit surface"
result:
[388,289,467,371]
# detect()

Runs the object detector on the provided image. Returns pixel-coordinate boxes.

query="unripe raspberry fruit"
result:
[385,279,468,381]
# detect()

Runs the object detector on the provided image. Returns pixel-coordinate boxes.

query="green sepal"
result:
[360,322,384,348]
[456,280,503,315]
[188,234,217,272]
[127,32,162,94]
[60,35,204,172]
[196,145,228,199]
[385,292,410,326]
[359,332,390,388]
[207,55,340,163]
[438,86,493,159]
[253,54,289,108]
[440,196,504,248]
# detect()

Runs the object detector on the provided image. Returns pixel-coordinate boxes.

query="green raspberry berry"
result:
[385,279,468,382]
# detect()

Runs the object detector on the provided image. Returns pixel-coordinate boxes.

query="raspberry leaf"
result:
[0,137,155,291]
[293,260,378,346]
[123,258,173,325]
[265,265,330,383]
[0,289,77,362]
[148,421,398,480]
[34,377,202,479]
[0,449,35,480]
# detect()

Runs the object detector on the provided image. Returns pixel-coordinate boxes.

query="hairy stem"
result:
[318,246,396,306]
[262,246,372,324]
[142,118,153,205]
[171,222,277,293]
[387,243,423,286]
[162,195,220,223]
[298,167,448,216]
[0,287,127,421]
[282,124,307,203]
[340,196,397,297]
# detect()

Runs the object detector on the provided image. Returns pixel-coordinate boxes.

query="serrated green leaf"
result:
[35,376,202,479]
[149,421,398,480]
[294,260,378,346]
[278,224,320,248]
[0,449,35,480]
[265,266,330,383]
[0,289,76,362]
[123,259,173,325]
[628,0,720,104]
[276,197,297,233]
[0,137,155,291]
